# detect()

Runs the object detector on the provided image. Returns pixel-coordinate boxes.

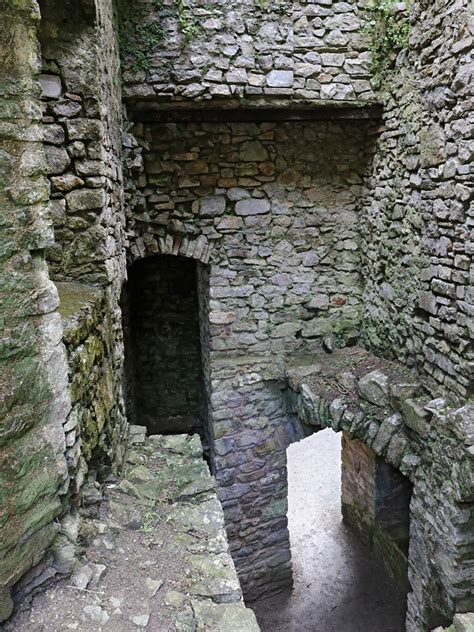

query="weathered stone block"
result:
[235,198,270,216]
[401,399,431,438]
[66,189,105,212]
[38,74,61,99]
[357,371,390,407]
[266,70,294,87]
[66,119,104,141]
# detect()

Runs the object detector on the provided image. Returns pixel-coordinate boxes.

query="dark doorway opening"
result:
[121,255,207,437]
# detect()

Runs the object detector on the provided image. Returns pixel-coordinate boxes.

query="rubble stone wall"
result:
[38,0,129,486]
[123,119,372,598]
[127,120,371,354]
[121,0,376,108]
[341,432,412,588]
[0,0,70,620]
[286,349,474,630]
[1,0,130,618]
[360,0,473,402]
[1,0,472,627]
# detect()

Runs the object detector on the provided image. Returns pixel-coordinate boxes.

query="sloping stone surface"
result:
[5,432,259,631]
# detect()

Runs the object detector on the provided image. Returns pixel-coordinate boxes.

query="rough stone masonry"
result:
[0,0,472,631]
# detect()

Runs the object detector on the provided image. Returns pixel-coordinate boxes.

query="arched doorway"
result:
[253,429,411,631]
[121,254,209,438]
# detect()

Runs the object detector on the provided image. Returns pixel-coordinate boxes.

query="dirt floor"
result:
[252,429,407,632]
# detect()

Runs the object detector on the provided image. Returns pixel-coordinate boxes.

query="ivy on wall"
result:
[364,0,411,79]
[118,0,201,73]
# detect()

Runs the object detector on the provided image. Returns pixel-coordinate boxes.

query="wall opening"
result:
[253,429,410,631]
[121,255,208,438]
[341,432,413,590]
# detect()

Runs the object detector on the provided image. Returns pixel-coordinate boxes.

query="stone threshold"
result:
[6,432,260,631]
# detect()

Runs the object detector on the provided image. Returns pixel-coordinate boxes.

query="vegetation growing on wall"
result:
[255,0,292,16]
[118,0,165,72]
[118,0,201,72]
[364,0,410,79]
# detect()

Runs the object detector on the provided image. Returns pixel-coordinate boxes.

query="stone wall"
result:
[123,255,205,435]
[122,118,373,598]
[286,347,474,631]
[127,120,370,353]
[39,0,126,286]
[341,432,412,588]
[56,282,128,496]
[0,0,70,620]
[1,0,130,618]
[121,0,376,109]
[1,0,472,627]
[341,433,376,541]
[360,0,473,402]
[38,0,130,509]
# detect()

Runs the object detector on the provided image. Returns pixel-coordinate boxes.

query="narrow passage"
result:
[252,429,407,632]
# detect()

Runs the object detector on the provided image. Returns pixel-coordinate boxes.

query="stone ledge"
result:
[128,98,383,123]
[55,281,104,347]
[5,432,260,631]
[285,346,473,483]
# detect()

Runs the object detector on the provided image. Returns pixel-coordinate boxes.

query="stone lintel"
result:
[128,99,383,124]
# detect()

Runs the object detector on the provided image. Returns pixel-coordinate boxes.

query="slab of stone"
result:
[235,198,271,216]
[130,613,150,627]
[82,605,109,625]
[200,196,226,217]
[372,413,403,454]
[70,564,93,589]
[402,398,431,438]
[357,370,390,407]
[145,577,163,597]
[39,74,62,99]
[266,70,294,87]
[192,600,260,631]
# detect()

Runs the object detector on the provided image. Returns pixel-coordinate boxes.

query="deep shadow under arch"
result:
[121,254,208,437]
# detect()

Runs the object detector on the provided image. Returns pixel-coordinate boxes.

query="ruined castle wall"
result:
[39,0,126,286]
[38,0,129,486]
[0,0,130,618]
[121,0,375,108]
[341,432,412,588]
[0,0,70,619]
[360,0,473,402]
[123,119,372,598]
[288,353,474,630]
[128,120,370,352]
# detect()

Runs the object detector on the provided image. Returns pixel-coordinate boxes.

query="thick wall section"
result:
[0,0,69,619]
[38,0,129,491]
[1,0,129,619]
[361,0,473,401]
[121,0,376,108]
[128,120,370,352]
[124,119,372,599]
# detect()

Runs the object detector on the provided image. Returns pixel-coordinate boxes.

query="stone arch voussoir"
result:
[129,230,216,266]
